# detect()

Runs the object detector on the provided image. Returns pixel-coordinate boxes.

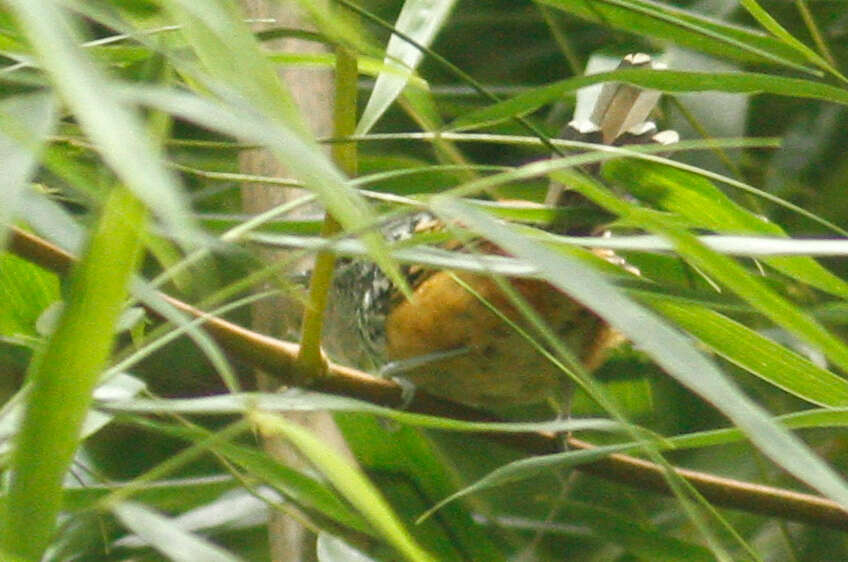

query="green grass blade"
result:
[118,84,407,295]
[644,298,848,407]
[642,218,848,380]
[604,159,848,299]
[334,413,506,561]
[538,0,814,70]
[566,169,848,379]
[250,411,435,562]
[432,198,848,512]
[124,416,371,535]
[112,501,244,562]
[0,187,146,560]
[62,476,238,513]
[739,0,846,82]
[99,391,622,435]
[450,68,848,131]
[5,0,194,243]
[156,0,402,286]
[357,0,458,134]
[160,0,307,132]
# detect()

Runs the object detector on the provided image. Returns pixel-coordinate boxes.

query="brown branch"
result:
[8,225,848,531]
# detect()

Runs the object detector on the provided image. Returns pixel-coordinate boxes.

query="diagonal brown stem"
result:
[8,225,848,531]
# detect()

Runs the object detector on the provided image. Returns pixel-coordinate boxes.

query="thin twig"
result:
[8,225,848,531]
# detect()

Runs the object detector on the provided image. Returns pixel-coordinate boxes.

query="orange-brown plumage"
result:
[326,214,624,410]
[384,269,613,408]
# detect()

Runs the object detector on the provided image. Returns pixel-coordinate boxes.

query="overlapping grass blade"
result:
[538,0,814,70]
[5,0,194,243]
[604,159,848,299]
[643,298,848,407]
[432,198,848,511]
[250,411,435,562]
[451,69,848,131]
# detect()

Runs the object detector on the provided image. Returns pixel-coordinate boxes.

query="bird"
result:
[324,212,620,410]
[324,54,676,411]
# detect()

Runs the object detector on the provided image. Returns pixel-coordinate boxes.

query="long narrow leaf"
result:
[644,298,848,407]
[5,0,194,242]
[160,0,307,132]
[251,411,435,562]
[0,187,146,560]
[450,68,848,131]
[116,84,406,294]
[539,0,814,70]
[432,198,848,512]
[604,159,848,299]
[739,0,845,81]
[357,0,458,134]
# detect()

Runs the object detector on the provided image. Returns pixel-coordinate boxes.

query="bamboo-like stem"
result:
[8,225,848,532]
[295,37,359,381]
[3,192,146,560]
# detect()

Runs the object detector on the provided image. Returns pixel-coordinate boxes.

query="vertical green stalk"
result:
[538,4,581,75]
[1,187,146,560]
[296,32,359,380]
[795,0,836,67]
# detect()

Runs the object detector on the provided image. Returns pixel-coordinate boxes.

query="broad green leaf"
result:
[538,0,814,70]
[0,250,59,337]
[0,92,57,248]
[644,217,848,380]
[564,170,848,378]
[336,414,504,561]
[112,502,243,562]
[357,0,458,134]
[450,68,848,131]
[432,198,848,513]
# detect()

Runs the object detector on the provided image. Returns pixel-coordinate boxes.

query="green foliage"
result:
[2,0,848,560]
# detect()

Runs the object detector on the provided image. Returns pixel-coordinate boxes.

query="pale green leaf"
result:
[357,0,458,134]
